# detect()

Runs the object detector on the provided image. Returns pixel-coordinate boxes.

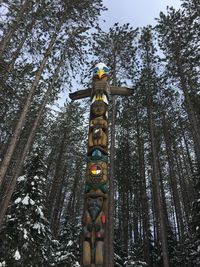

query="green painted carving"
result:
[85,183,108,194]
[91,149,108,161]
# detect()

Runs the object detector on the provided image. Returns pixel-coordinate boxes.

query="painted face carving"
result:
[92,63,110,79]
[87,197,104,220]
[91,100,106,116]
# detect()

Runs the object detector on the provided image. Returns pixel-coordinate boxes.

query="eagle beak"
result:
[97,69,105,79]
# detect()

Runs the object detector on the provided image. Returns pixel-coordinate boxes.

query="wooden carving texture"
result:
[69,64,133,267]
[83,79,109,267]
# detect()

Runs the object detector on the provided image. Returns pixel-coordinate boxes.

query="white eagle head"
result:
[92,63,110,79]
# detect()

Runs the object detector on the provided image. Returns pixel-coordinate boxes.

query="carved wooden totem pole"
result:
[69,63,133,267]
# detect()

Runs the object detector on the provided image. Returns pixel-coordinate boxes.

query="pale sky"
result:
[101,0,182,29]
[63,0,182,104]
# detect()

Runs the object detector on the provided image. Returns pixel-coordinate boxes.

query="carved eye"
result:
[93,67,98,74]
[99,197,103,203]
[87,198,92,203]
[103,67,110,73]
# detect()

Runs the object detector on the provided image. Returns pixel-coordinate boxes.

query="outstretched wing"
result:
[69,88,91,100]
[110,86,133,96]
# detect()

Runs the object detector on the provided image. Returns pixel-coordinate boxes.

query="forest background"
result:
[0,0,199,266]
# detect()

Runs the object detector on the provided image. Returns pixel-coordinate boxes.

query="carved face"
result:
[87,197,104,220]
[92,63,110,79]
[91,101,106,116]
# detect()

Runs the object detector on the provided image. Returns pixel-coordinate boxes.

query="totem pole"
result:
[69,63,133,267]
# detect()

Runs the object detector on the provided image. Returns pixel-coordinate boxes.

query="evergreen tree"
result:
[46,101,86,235]
[188,172,200,266]
[51,218,81,267]
[156,5,200,166]
[0,1,199,265]
[0,149,52,266]
[0,0,105,224]
[124,241,147,267]
[114,228,127,266]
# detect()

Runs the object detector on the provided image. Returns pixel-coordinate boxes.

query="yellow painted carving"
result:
[95,241,104,265]
[83,241,91,265]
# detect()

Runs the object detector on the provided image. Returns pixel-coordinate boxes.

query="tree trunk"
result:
[5,19,36,78]
[162,121,184,240]
[137,125,151,265]
[147,98,170,267]
[173,142,191,230]
[179,137,195,201]
[0,61,62,226]
[150,176,159,243]
[51,172,66,236]
[0,21,62,187]
[106,95,115,267]
[47,131,66,223]
[66,165,80,222]
[158,157,170,227]
[0,0,31,57]
[179,119,195,176]
[176,60,200,166]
